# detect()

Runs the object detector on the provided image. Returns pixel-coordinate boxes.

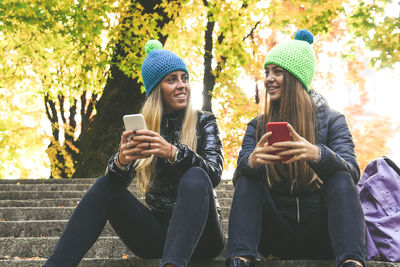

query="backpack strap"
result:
[383,156,400,176]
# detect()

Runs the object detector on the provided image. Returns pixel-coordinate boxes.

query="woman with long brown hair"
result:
[225,30,365,267]
[44,40,225,267]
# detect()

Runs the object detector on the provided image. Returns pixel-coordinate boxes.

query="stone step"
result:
[0,183,234,192]
[0,207,232,221]
[0,258,337,267]
[0,197,232,208]
[1,258,399,267]
[0,198,82,207]
[0,220,116,238]
[0,190,234,200]
[0,236,132,259]
[0,220,229,238]
[0,258,226,267]
[3,180,398,267]
[0,191,88,200]
[0,178,96,184]
[0,178,233,185]
[0,258,347,267]
[0,184,101,192]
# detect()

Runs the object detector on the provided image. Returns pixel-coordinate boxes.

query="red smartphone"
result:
[266,122,291,161]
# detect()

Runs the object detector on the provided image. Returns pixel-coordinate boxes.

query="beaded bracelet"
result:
[167,142,178,163]
[115,152,129,171]
[312,146,321,164]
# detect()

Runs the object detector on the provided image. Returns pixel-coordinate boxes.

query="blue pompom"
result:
[294,29,314,45]
[145,40,163,54]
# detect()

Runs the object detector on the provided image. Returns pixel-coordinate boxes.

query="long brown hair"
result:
[135,84,198,193]
[258,69,321,191]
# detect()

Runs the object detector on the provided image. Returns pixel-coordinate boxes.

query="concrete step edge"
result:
[1,258,399,267]
[0,183,233,192]
[0,207,232,221]
[0,220,228,238]
[0,198,232,208]
[0,179,233,185]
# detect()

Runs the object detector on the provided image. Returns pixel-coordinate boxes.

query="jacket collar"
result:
[163,109,185,120]
[162,109,185,129]
[309,89,328,111]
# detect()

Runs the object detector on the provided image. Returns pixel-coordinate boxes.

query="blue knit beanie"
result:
[141,40,189,96]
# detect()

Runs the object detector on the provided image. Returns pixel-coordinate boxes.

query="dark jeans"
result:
[44,167,225,267]
[226,170,366,267]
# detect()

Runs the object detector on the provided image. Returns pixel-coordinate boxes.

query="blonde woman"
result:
[225,30,365,267]
[44,40,225,267]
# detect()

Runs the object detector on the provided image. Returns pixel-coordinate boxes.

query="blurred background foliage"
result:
[0,0,399,178]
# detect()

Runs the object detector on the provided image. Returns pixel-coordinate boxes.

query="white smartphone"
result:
[123,114,147,142]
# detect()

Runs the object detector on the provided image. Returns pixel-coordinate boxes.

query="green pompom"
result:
[145,40,163,54]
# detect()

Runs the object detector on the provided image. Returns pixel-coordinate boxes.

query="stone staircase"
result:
[0,178,398,267]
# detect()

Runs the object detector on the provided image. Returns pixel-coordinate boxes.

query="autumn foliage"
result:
[0,0,398,179]
[344,59,394,173]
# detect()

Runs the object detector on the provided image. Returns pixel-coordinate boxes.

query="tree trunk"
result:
[45,94,80,178]
[202,15,215,112]
[73,64,145,178]
[73,0,173,178]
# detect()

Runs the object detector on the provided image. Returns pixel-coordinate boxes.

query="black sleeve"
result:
[166,112,223,187]
[105,152,135,188]
[233,118,265,185]
[310,113,360,183]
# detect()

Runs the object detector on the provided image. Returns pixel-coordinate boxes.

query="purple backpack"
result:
[357,157,400,262]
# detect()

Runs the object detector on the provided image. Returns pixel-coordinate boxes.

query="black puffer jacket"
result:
[107,110,223,214]
[233,90,360,224]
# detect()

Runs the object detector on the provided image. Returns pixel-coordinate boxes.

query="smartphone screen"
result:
[123,114,147,142]
[266,122,291,161]
[123,114,147,131]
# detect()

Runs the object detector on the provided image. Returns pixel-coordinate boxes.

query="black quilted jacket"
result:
[233,90,360,224]
[107,109,223,214]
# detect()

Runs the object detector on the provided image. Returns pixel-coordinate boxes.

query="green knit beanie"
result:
[264,29,316,92]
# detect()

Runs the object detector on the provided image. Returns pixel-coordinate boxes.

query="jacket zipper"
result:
[296,197,300,223]
[166,118,173,143]
[291,180,301,224]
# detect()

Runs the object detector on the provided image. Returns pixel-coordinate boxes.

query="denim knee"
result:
[178,167,212,193]
[234,175,266,200]
[323,170,365,266]
[323,170,357,199]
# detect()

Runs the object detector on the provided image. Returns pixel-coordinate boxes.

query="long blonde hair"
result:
[258,69,321,191]
[135,84,198,192]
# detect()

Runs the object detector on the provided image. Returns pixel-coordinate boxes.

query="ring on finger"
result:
[148,142,151,149]
[126,141,131,149]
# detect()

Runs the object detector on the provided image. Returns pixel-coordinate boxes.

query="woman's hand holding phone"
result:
[248,132,286,168]
[119,130,151,165]
[271,124,320,164]
[249,122,319,167]
[119,129,177,164]
[132,130,177,161]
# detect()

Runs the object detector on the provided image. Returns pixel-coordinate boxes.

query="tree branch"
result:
[243,21,260,41]
[202,7,216,111]
[80,91,97,136]
[58,94,66,124]
[44,94,59,141]
[69,98,77,133]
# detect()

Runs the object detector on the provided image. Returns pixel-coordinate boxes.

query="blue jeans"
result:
[44,167,224,267]
[226,170,366,267]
